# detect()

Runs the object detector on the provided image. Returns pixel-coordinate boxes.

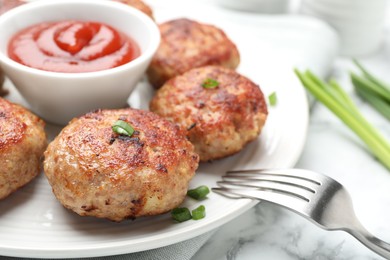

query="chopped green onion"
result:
[202,78,219,89]
[295,69,390,170]
[112,120,134,137]
[268,91,277,106]
[192,205,206,220]
[171,207,192,222]
[187,185,210,200]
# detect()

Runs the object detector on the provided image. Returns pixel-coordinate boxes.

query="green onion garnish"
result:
[268,91,277,106]
[192,205,206,220]
[295,69,390,170]
[187,185,210,200]
[112,120,134,137]
[202,78,219,89]
[171,207,192,222]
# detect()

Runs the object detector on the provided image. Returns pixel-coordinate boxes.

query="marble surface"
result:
[191,4,390,260]
[1,1,389,260]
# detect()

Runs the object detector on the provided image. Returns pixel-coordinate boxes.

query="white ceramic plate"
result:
[0,1,310,258]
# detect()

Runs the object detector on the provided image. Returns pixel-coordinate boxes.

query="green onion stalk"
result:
[351,60,390,121]
[295,69,390,170]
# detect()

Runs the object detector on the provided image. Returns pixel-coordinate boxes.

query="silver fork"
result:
[212,168,390,259]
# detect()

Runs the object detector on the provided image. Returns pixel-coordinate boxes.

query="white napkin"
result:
[0,232,215,260]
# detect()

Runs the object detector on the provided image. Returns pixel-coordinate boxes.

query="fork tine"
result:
[211,187,243,199]
[223,172,320,193]
[226,169,327,186]
[217,179,313,202]
[212,187,308,213]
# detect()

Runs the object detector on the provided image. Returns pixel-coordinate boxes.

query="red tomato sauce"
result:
[8,21,140,73]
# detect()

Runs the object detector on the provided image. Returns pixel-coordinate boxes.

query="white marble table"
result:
[191,5,390,260]
[1,1,389,260]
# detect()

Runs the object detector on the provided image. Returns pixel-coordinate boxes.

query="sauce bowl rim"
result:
[0,0,161,79]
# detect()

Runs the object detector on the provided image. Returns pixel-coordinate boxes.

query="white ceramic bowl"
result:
[0,0,160,125]
[300,0,387,56]
[214,0,289,14]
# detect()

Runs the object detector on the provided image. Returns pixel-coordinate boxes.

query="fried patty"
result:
[43,108,199,222]
[113,0,154,19]
[0,0,25,15]
[0,98,47,200]
[147,18,240,88]
[150,66,268,162]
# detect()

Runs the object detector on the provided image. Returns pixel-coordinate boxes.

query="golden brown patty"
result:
[0,98,47,200]
[0,0,25,15]
[150,66,268,162]
[113,0,154,19]
[43,108,199,222]
[147,18,240,88]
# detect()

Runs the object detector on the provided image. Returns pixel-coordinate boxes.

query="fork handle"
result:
[350,229,390,259]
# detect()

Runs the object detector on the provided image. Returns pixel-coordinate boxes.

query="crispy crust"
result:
[43,108,199,221]
[0,98,47,199]
[147,18,240,88]
[150,66,268,162]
